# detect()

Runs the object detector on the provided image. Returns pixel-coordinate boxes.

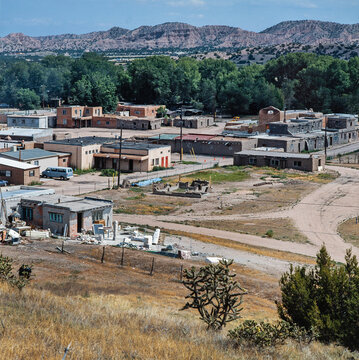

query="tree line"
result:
[0,52,358,115]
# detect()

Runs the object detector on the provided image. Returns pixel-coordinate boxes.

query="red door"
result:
[165,156,168,168]
[161,157,164,167]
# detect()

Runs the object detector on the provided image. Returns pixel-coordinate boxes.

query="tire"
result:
[60,176,65,180]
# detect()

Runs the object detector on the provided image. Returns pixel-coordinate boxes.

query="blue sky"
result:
[0,0,358,36]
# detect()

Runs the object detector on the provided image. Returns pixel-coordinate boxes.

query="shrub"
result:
[0,254,32,290]
[182,259,247,330]
[277,245,359,350]
[228,320,316,347]
[265,229,274,238]
[101,169,118,177]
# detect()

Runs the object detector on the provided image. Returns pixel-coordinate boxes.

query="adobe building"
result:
[95,142,172,172]
[116,103,162,118]
[0,158,40,185]
[43,137,115,170]
[234,149,325,172]
[172,117,215,129]
[0,128,53,142]
[0,149,71,172]
[0,185,55,224]
[92,115,161,130]
[19,194,113,238]
[148,133,257,156]
[56,105,102,128]
[258,106,323,131]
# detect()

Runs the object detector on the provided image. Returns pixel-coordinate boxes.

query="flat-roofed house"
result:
[234,149,325,172]
[19,194,113,238]
[0,149,71,172]
[96,142,172,172]
[0,158,40,185]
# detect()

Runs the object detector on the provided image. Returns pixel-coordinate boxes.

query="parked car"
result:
[0,180,8,187]
[41,167,73,180]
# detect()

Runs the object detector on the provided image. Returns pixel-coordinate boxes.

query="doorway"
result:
[77,213,83,233]
[129,159,134,172]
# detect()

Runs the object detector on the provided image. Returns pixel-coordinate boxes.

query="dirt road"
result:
[115,165,359,262]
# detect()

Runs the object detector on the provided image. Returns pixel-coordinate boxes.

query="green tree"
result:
[15,88,41,110]
[277,245,359,350]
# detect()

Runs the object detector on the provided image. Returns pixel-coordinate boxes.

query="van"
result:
[41,167,73,180]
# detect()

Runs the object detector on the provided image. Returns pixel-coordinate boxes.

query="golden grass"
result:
[0,242,355,359]
[181,218,309,244]
[157,229,316,265]
[338,217,359,247]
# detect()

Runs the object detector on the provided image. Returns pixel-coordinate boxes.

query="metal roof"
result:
[148,134,179,140]
[103,141,169,150]
[0,149,60,161]
[46,136,116,146]
[0,157,39,170]
[21,194,112,212]
[235,150,315,159]
[175,134,215,141]
[94,153,149,161]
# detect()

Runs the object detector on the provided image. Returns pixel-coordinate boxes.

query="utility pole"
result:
[117,123,123,188]
[324,120,327,161]
[180,105,183,161]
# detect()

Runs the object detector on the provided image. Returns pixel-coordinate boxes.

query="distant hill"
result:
[0,20,358,54]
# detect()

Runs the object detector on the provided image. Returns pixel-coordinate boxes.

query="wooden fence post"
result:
[150,257,155,276]
[101,246,105,263]
[180,264,183,282]
[121,246,125,266]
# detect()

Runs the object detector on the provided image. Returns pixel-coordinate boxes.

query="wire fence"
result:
[59,161,220,196]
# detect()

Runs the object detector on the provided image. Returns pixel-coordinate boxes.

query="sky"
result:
[0,0,358,37]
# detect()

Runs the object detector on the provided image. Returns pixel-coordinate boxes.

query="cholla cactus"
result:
[182,259,247,330]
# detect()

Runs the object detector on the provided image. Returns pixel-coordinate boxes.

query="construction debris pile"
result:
[153,179,210,198]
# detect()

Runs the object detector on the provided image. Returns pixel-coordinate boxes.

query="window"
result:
[106,121,110,125]
[152,159,155,165]
[34,160,39,165]
[268,110,274,115]
[63,159,66,163]
[86,109,90,114]
[293,161,302,168]
[85,151,88,155]
[23,207,33,220]
[49,212,63,223]
[0,170,11,177]
[97,120,101,125]
[249,158,257,165]
[155,158,159,165]
[270,159,279,167]
[93,210,103,221]
[135,111,140,115]
[96,149,98,153]
[29,170,35,177]
[75,110,78,115]
[318,159,321,166]
[63,119,67,125]
[62,110,67,115]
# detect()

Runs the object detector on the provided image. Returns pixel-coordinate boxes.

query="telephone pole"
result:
[117,124,123,188]
[180,105,183,161]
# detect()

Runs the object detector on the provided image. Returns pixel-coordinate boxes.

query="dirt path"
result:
[114,214,319,257]
[115,165,359,262]
[285,165,359,260]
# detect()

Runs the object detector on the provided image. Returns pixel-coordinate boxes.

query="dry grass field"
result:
[0,241,356,360]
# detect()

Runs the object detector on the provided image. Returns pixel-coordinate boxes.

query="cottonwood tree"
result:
[182,259,247,330]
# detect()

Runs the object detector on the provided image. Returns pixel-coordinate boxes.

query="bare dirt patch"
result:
[338,217,359,247]
[181,218,309,243]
